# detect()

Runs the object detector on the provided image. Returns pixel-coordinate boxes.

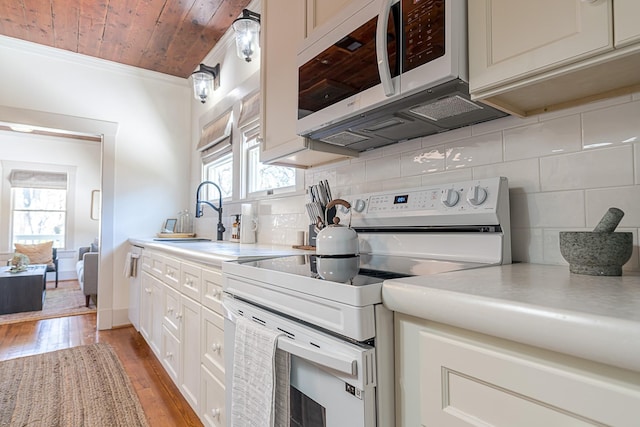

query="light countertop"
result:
[383,263,640,372]
[128,237,312,267]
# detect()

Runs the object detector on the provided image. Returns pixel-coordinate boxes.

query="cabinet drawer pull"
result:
[144,288,152,293]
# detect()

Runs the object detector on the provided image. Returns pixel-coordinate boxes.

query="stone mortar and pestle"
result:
[559,207,633,276]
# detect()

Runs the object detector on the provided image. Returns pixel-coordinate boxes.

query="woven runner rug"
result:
[0,281,95,326]
[0,343,149,426]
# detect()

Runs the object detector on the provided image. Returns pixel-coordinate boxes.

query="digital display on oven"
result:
[394,195,409,204]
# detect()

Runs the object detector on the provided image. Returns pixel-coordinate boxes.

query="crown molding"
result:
[0,35,188,87]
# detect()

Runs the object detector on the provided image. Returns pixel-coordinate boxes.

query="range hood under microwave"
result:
[296,0,507,153]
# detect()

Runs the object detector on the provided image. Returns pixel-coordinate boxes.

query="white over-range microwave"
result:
[296,0,507,153]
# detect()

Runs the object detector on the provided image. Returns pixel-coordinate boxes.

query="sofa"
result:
[76,245,98,307]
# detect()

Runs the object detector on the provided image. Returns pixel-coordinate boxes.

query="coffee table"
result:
[0,264,47,315]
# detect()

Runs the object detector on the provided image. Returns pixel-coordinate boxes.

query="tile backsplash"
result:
[212,92,640,271]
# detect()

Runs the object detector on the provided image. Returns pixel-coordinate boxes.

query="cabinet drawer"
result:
[201,268,224,314]
[162,285,181,336]
[161,325,180,384]
[201,365,226,427]
[419,327,640,427]
[143,251,165,279]
[163,255,181,289]
[181,262,202,301]
[201,307,225,378]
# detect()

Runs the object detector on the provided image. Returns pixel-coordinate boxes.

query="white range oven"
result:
[222,176,511,427]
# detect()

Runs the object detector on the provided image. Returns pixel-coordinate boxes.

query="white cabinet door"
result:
[260,0,352,167]
[260,0,306,164]
[162,284,181,337]
[201,307,225,378]
[201,365,226,427]
[469,0,612,93]
[139,271,154,342]
[161,325,180,383]
[180,295,202,413]
[614,0,640,47]
[149,275,164,358]
[306,0,352,35]
[395,315,640,427]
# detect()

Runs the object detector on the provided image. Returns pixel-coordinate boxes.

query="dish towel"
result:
[123,252,132,278]
[231,316,291,427]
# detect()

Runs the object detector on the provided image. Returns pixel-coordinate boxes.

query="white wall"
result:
[0,35,192,329]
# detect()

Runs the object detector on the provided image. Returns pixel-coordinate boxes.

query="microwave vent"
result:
[410,95,483,121]
[321,131,370,146]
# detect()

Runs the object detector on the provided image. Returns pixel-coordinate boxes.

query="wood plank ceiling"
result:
[0,0,251,78]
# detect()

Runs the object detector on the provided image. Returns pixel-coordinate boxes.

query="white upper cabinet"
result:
[614,0,640,47]
[259,0,357,168]
[306,0,352,34]
[469,0,640,117]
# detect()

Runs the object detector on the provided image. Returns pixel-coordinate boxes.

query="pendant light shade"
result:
[232,9,261,62]
[191,63,220,104]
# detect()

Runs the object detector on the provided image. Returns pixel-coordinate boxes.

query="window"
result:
[204,152,233,199]
[199,109,233,200]
[244,128,296,196]
[10,170,68,248]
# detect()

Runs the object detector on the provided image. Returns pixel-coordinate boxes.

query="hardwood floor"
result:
[0,313,203,427]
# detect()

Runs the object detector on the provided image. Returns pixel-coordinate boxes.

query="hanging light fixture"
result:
[232,9,261,62]
[191,63,220,104]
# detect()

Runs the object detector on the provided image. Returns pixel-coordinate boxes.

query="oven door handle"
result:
[277,336,356,376]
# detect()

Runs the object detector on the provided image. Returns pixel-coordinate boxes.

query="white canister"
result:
[240,204,257,244]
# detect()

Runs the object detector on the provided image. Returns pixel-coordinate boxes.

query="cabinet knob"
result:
[144,288,152,293]
[175,313,183,320]
[166,352,173,359]
[212,343,222,352]
[167,307,174,314]
[212,408,221,418]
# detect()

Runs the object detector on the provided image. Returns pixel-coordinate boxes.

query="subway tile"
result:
[421,169,473,185]
[381,138,423,156]
[445,132,503,170]
[510,191,585,228]
[336,161,366,187]
[586,185,640,228]
[504,115,581,161]
[510,228,544,264]
[473,158,540,193]
[471,114,537,135]
[365,154,401,180]
[539,94,632,121]
[420,127,472,148]
[582,101,640,149]
[540,145,633,191]
[381,176,422,191]
[401,146,445,177]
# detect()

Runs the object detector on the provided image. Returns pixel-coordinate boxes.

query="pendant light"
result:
[191,63,220,104]
[232,9,261,62]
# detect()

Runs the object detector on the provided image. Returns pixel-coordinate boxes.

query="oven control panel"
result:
[348,177,509,227]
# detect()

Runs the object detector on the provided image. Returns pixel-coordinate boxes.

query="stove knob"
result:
[467,185,488,206]
[353,199,366,212]
[441,188,460,207]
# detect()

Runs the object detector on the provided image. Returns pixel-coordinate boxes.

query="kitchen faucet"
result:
[195,181,225,241]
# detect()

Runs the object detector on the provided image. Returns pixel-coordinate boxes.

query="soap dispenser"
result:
[230,215,241,242]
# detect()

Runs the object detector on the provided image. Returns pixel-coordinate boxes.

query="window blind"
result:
[198,109,233,154]
[238,91,260,129]
[9,170,68,189]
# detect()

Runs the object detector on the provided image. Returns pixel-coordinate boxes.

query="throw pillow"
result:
[14,241,54,266]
